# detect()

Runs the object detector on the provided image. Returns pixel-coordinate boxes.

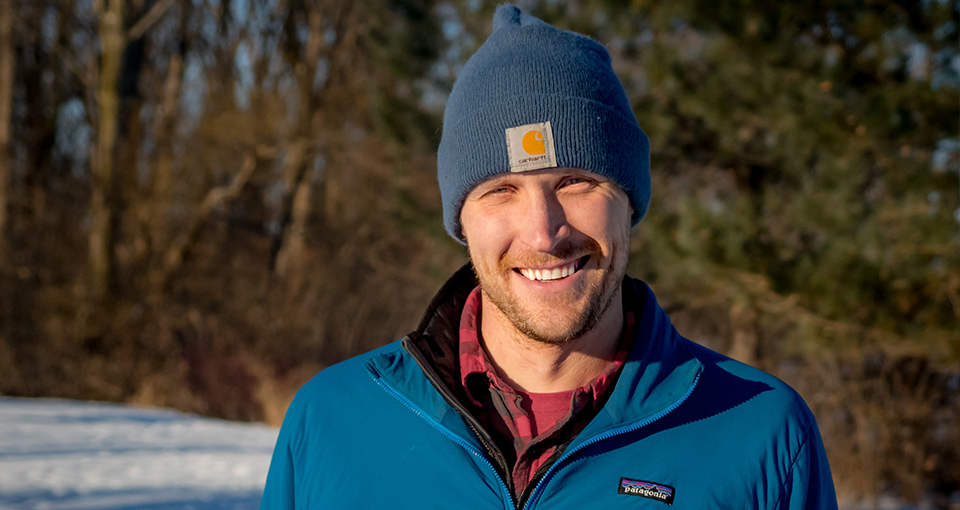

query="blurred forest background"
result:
[0,0,957,507]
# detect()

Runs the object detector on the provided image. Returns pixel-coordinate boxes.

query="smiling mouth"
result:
[515,256,589,282]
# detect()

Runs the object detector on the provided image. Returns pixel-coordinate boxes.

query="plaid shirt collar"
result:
[457,285,635,494]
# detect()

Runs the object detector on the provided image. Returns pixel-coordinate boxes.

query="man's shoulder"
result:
[281,340,405,423]
[298,339,403,395]
[680,338,820,433]
[629,278,816,429]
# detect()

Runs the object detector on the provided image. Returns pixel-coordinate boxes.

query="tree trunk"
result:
[89,0,125,297]
[728,301,760,367]
[149,52,181,262]
[274,141,312,293]
[271,5,322,285]
[0,0,14,264]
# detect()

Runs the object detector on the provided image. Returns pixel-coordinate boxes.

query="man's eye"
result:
[563,177,591,187]
[484,186,512,197]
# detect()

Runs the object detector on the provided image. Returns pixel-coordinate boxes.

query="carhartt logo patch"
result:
[618,478,675,505]
[505,121,557,172]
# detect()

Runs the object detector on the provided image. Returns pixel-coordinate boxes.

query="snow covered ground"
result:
[1,396,944,510]
[0,397,278,510]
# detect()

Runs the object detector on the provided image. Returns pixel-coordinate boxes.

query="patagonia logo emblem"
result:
[505,121,557,173]
[618,478,675,505]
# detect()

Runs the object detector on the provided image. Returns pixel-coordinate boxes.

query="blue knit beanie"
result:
[438,4,651,242]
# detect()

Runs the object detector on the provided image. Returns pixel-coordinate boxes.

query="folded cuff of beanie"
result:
[438,94,651,242]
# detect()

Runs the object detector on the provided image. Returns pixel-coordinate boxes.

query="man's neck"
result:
[478,289,624,393]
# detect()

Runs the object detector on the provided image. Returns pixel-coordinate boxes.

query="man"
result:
[260,5,837,509]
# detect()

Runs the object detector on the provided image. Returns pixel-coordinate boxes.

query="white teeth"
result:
[518,261,579,282]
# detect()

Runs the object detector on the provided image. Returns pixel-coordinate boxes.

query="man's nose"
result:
[517,189,570,253]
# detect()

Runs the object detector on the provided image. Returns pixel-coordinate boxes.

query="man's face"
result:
[460,168,632,345]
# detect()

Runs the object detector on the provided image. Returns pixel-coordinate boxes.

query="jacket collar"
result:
[366,264,703,443]
[571,277,702,448]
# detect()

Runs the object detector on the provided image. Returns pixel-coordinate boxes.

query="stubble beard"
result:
[472,227,630,346]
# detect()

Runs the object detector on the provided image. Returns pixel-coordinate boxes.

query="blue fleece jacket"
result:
[260,268,837,509]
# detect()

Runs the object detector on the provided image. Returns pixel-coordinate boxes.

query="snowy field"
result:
[0,397,278,510]
[0,396,943,510]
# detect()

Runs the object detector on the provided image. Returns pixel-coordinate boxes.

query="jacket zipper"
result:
[400,337,515,491]
[516,451,556,507]
[520,367,703,510]
[371,373,517,510]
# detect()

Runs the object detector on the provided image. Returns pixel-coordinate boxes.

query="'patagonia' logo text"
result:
[618,478,675,505]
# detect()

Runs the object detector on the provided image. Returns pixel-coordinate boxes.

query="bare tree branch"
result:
[156,153,257,288]
[128,0,177,40]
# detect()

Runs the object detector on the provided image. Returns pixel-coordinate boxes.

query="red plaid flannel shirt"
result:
[458,286,634,495]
